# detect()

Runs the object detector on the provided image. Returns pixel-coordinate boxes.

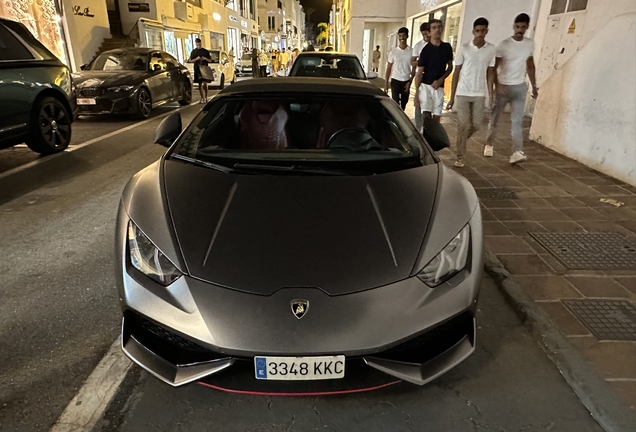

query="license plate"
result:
[254,355,345,380]
[77,98,96,105]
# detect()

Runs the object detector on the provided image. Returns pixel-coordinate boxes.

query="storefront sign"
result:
[73,6,94,17]
[241,20,248,28]
[229,16,238,22]
[128,2,150,12]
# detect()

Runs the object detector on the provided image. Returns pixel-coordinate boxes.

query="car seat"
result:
[317,101,371,149]
[238,100,289,150]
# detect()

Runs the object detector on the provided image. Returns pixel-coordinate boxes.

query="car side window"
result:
[0,24,35,61]
[221,52,229,64]
[149,52,166,72]
[161,53,179,70]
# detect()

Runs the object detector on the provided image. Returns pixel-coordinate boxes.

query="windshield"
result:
[170,94,434,175]
[89,52,148,71]
[289,55,366,80]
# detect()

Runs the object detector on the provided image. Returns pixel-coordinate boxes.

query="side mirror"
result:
[155,112,182,147]
[366,71,378,80]
[80,64,87,70]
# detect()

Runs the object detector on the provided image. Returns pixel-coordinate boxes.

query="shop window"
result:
[443,2,462,52]
[550,0,568,15]
[185,0,201,7]
[0,24,34,60]
[146,29,163,50]
[567,0,588,11]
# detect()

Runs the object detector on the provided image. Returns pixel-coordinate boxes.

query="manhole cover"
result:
[529,232,636,270]
[563,300,636,341]
[475,188,518,200]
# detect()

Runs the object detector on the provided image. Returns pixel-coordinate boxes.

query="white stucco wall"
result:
[63,0,111,70]
[529,12,636,186]
[351,0,406,21]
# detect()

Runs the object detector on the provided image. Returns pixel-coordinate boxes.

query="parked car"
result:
[73,48,192,119]
[187,49,237,89]
[115,78,483,390]
[288,52,378,81]
[235,53,254,76]
[0,18,77,154]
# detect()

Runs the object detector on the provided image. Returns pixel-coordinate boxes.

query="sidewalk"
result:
[405,104,636,418]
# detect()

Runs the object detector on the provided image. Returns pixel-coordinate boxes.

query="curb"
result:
[483,247,636,432]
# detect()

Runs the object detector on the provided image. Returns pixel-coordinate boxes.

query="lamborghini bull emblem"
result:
[291,300,309,319]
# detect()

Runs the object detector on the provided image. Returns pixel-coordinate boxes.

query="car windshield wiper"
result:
[170,153,237,174]
[233,163,361,176]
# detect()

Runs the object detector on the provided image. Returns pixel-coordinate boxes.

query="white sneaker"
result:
[454,158,465,168]
[510,151,528,165]
[484,145,494,157]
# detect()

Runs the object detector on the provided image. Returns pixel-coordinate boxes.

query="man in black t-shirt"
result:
[188,38,212,103]
[414,19,453,123]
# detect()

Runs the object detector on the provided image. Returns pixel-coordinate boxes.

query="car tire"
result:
[25,97,72,155]
[231,75,237,84]
[136,88,152,119]
[218,74,225,90]
[178,80,192,106]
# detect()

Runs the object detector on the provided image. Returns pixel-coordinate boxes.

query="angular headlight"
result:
[128,221,182,286]
[108,85,134,93]
[418,224,470,287]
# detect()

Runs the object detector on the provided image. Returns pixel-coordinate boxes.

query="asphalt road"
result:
[0,81,603,432]
[0,99,206,432]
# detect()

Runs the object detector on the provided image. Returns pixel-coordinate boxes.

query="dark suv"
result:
[0,18,77,154]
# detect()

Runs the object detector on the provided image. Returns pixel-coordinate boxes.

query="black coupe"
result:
[73,48,192,118]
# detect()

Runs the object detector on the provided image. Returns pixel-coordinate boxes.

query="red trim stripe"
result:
[197,380,401,396]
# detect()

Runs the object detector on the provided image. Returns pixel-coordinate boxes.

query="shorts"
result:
[419,84,445,116]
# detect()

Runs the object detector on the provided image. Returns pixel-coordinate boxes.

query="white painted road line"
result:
[50,338,131,432]
[0,103,199,182]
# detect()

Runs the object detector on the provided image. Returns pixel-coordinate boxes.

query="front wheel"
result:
[136,88,152,119]
[26,97,72,154]
[179,81,192,106]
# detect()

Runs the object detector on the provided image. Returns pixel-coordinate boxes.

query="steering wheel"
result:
[326,127,381,151]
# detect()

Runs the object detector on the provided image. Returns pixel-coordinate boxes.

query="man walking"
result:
[385,27,414,111]
[411,22,430,131]
[414,19,454,122]
[279,48,291,75]
[446,17,496,168]
[372,45,381,72]
[487,13,538,165]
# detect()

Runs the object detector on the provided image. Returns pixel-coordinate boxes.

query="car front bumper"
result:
[116,209,483,387]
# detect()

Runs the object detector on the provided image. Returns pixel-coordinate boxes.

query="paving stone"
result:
[530,186,573,197]
[577,221,636,237]
[615,278,636,296]
[617,220,636,235]
[480,207,497,221]
[490,208,534,222]
[577,176,623,186]
[560,208,607,221]
[514,198,553,209]
[504,221,547,236]
[608,381,636,412]
[515,276,583,301]
[485,236,535,254]
[480,200,520,209]
[538,221,587,233]
[539,302,591,336]
[506,187,540,198]
[568,337,636,379]
[527,208,572,222]
[564,277,634,299]
[593,185,636,196]
[543,197,587,208]
[482,221,513,236]
[498,254,555,275]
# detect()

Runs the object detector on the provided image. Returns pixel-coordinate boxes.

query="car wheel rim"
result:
[139,91,151,116]
[39,102,70,148]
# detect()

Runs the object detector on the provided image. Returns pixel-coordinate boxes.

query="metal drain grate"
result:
[563,300,636,341]
[529,232,636,270]
[475,188,518,200]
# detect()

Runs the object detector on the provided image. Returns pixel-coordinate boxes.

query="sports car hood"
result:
[73,70,146,88]
[164,159,439,296]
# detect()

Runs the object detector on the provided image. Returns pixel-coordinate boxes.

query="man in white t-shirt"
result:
[411,22,430,131]
[446,17,496,168]
[487,13,539,165]
[385,27,414,111]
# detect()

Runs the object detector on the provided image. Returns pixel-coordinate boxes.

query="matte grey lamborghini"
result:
[115,78,483,390]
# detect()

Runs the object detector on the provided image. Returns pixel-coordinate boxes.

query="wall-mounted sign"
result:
[229,16,238,22]
[73,6,95,17]
[241,20,248,28]
[128,2,150,12]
